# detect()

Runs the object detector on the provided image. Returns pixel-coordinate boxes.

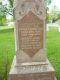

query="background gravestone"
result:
[9,0,56,80]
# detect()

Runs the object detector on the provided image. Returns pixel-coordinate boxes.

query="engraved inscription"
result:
[17,65,47,72]
[18,12,43,57]
[19,27,43,49]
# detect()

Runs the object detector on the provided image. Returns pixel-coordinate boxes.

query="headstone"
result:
[46,24,49,31]
[9,0,56,80]
[58,27,60,32]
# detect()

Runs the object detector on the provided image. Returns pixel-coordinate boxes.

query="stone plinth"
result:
[9,56,56,80]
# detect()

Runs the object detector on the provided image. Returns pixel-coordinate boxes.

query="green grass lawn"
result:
[0,29,15,80]
[0,28,60,80]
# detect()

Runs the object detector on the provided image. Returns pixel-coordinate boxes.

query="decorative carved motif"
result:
[14,0,45,20]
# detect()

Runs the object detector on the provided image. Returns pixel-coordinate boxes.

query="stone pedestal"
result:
[9,56,56,80]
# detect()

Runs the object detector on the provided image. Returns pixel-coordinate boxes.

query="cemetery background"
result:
[0,0,60,80]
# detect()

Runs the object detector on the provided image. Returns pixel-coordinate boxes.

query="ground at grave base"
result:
[8,56,56,80]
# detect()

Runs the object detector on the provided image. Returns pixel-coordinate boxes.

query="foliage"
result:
[45,0,51,7]
[0,2,6,26]
[51,7,60,22]
[46,13,52,23]
[47,8,60,23]
[7,0,13,15]
[0,16,6,26]
[0,1,13,16]
[8,0,13,7]
[0,1,13,26]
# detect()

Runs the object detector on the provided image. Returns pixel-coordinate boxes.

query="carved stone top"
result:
[13,0,46,20]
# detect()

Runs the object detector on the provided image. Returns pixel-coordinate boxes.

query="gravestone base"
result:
[9,56,56,80]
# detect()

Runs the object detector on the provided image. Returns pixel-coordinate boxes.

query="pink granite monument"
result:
[9,0,56,80]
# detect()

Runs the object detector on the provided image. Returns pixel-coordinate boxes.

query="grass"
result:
[47,28,60,80]
[0,29,15,80]
[0,28,60,80]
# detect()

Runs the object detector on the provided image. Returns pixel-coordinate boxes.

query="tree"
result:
[44,0,52,23]
[45,0,51,6]
[0,0,52,25]
[8,0,13,7]
[0,2,6,25]
[0,0,13,26]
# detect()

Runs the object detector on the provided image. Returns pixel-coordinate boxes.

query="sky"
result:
[2,0,8,5]
[51,0,60,10]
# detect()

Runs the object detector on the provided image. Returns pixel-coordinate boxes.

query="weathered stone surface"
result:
[8,0,57,80]
[13,0,46,20]
[9,56,55,80]
[17,11,43,57]
[14,3,46,62]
